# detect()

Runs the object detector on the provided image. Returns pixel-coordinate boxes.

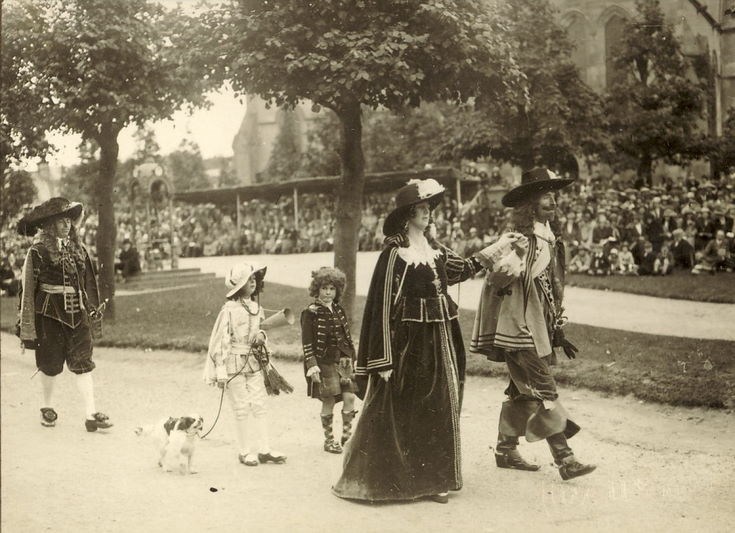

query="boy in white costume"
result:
[204,262,286,466]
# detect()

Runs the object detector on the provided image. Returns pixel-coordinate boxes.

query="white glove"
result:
[306,366,321,382]
[378,369,393,382]
[476,232,527,268]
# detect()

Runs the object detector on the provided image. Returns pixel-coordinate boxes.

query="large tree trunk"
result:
[333,101,365,322]
[637,152,653,188]
[95,123,120,320]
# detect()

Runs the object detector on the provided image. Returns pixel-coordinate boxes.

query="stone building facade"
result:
[231,95,317,185]
[553,0,735,135]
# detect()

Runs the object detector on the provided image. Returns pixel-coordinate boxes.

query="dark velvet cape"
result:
[333,243,478,502]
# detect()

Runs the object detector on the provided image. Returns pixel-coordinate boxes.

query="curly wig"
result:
[309,266,346,303]
[509,202,536,236]
[38,214,86,264]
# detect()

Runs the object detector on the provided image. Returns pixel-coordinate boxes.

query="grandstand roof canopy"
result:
[174,167,480,205]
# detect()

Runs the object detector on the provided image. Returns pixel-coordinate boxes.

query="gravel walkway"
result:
[2,333,733,533]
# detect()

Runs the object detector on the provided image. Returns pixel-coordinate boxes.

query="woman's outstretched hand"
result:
[476,232,528,268]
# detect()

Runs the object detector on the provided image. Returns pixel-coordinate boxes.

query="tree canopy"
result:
[605,0,709,185]
[715,108,735,173]
[300,104,450,177]
[167,139,209,191]
[196,0,518,114]
[0,2,51,170]
[193,0,519,315]
[0,169,37,227]
[3,0,211,315]
[58,141,105,208]
[438,0,607,172]
[266,111,304,181]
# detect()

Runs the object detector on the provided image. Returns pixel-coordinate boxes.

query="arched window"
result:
[605,14,628,88]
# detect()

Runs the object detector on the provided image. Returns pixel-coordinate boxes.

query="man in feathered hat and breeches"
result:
[471,168,595,480]
[16,197,113,432]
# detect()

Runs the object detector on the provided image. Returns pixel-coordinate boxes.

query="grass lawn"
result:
[567,270,735,303]
[2,278,733,408]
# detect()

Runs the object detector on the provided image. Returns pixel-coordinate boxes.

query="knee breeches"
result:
[504,349,558,402]
[226,371,267,420]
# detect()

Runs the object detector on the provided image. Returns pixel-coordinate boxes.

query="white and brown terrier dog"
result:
[135,415,204,474]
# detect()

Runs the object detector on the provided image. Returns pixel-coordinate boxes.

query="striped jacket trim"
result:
[355,247,399,374]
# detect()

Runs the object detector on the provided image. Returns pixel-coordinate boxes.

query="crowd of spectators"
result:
[2,170,734,297]
[553,173,735,276]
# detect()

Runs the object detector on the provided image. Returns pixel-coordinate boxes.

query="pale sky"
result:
[39,88,247,169]
[25,0,243,171]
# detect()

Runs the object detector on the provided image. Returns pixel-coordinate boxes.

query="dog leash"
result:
[199,371,242,439]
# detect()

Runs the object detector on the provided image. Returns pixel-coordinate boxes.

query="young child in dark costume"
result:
[301,267,358,454]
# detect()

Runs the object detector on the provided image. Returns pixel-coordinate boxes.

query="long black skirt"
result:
[332,319,464,502]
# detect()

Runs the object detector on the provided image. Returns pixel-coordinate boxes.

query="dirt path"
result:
[2,332,733,533]
[180,253,735,341]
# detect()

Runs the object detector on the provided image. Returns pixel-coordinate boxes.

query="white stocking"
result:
[40,372,56,408]
[75,372,96,419]
[253,414,270,454]
[235,418,251,456]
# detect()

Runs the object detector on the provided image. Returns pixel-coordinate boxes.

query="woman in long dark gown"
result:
[332,178,486,504]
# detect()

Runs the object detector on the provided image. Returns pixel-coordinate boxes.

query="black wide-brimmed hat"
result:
[17,197,83,236]
[501,168,575,208]
[383,178,445,236]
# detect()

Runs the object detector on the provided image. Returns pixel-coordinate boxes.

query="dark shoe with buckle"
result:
[324,439,343,454]
[258,452,286,464]
[559,458,596,480]
[40,408,57,427]
[428,492,449,504]
[85,412,113,432]
[495,449,541,471]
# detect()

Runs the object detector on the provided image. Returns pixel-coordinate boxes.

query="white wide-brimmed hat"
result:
[225,262,267,298]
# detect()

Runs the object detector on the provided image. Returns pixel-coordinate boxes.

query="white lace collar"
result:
[533,221,555,243]
[530,221,555,278]
[397,234,441,266]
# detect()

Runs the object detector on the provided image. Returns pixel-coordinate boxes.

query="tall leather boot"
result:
[547,432,596,480]
[321,414,342,454]
[495,432,540,471]
[340,410,357,446]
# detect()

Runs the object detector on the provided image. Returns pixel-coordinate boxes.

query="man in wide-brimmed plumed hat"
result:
[16,197,113,432]
[470,168,595,481]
